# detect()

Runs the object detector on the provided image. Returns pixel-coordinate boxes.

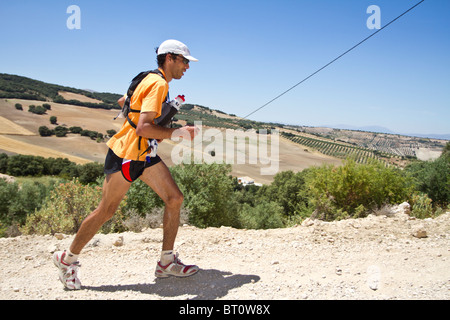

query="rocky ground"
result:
[0,204,449,301]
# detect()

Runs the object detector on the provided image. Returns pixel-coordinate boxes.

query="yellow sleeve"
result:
[141,80,168,118]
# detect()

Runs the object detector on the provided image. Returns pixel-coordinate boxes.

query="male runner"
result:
[53,39,199,290]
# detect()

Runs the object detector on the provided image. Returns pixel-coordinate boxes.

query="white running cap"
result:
[157,39,198,62]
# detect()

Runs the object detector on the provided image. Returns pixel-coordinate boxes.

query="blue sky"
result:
[1,0,449,136]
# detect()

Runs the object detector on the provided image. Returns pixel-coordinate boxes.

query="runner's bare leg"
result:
[139,160,184,251]
[69,171,131,254]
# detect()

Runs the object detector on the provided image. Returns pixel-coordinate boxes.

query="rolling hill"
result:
[0,73,447,184]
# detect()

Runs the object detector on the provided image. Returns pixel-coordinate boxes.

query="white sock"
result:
[63,249,79,265]
[160,250,174,266]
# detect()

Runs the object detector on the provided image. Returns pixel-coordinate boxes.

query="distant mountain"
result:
[328,124,395,134]
[404,133,450,140]
[328,124,449,141]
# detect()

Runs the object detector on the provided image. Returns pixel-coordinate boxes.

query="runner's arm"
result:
[117,96,126,108]
[136,111,197,141]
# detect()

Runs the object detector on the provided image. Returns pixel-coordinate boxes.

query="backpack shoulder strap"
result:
[118,69,167,129]
[116,69,166,125]
[127,69,163,98]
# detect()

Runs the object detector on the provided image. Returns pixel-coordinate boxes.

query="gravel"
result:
[0,209,449,300]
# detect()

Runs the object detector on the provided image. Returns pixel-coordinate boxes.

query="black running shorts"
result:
[104,148,161,182]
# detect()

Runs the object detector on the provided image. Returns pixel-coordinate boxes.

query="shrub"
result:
[7,155,45,176]
[410,193,433,219]
[69,126,83,134]
[258,170,311,218]
[0,178,57,236]
[21,179,127,235]
[39,125,53,137]
[170,163,239,228]
[106,129,117,136]
[50,116,57,124]
[54,126,69,137]
[28,105,46,115]
[0,153,8,173]
[78,162,104,184]
[0,179,19,224]
[306,159,414,220]
[405,156,449,207]
[125,179,164,215]
[238,201,285,229]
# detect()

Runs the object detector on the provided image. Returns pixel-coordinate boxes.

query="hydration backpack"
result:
[115,69,169,129]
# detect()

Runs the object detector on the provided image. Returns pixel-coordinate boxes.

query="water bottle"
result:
[155,95,184,127]
[147,95,185,162]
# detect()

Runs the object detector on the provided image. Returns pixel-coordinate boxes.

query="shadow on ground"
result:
[83,268,260,300]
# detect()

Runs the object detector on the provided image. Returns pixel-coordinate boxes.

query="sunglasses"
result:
[173,54,190,65]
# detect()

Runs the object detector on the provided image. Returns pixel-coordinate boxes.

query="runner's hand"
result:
[173,125,199,141]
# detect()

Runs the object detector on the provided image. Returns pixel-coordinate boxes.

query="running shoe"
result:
[155,252,199,278]
[53,251,81,290]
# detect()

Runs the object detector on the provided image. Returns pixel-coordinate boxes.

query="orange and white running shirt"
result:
[107,69,168,161]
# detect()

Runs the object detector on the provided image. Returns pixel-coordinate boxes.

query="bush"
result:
[405,156,449,207]
[306,159,414,220]
[125,179,164,215]
[50,116,57,124]
[106,129,117,136]
[69,126,83,134]
[0,153,8,173]
[78,162,104,184]
[28,105,46,115]
[0,178,58,236]
[39,126,53,137]
[21,179,127,235]
[0,179,19,225]
[258,170,311,218]
[238,201,285,229]
[7,155,45,176]
[15,103,23,110]
[54,126,69,137]
[7,180,49,225]
[410,193,433,219]
[81,129,100,140]
[170,163,239,228]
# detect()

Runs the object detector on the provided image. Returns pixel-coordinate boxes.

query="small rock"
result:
[302,218,314,227]
[47,244,58,253]
[89,239,100,247]
[54,233,65,240]
[367,265,380,291]
[368,281,378,291]
[271,260,279,265]
[412,225,427,238]
[398,202,411,215]
[24,255,33,260]
[335,267,343,276]
[113,236,124,247]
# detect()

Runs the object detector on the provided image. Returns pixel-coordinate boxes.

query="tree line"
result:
[1,142,448,237]
[0,73,121,109]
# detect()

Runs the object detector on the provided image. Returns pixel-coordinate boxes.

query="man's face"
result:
[170,54,190,80]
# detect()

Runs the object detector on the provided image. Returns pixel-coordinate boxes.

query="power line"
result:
[241,0,425,120]
[165,1,425,163]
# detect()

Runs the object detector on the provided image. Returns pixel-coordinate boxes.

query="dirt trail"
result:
[0,207,449,300]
